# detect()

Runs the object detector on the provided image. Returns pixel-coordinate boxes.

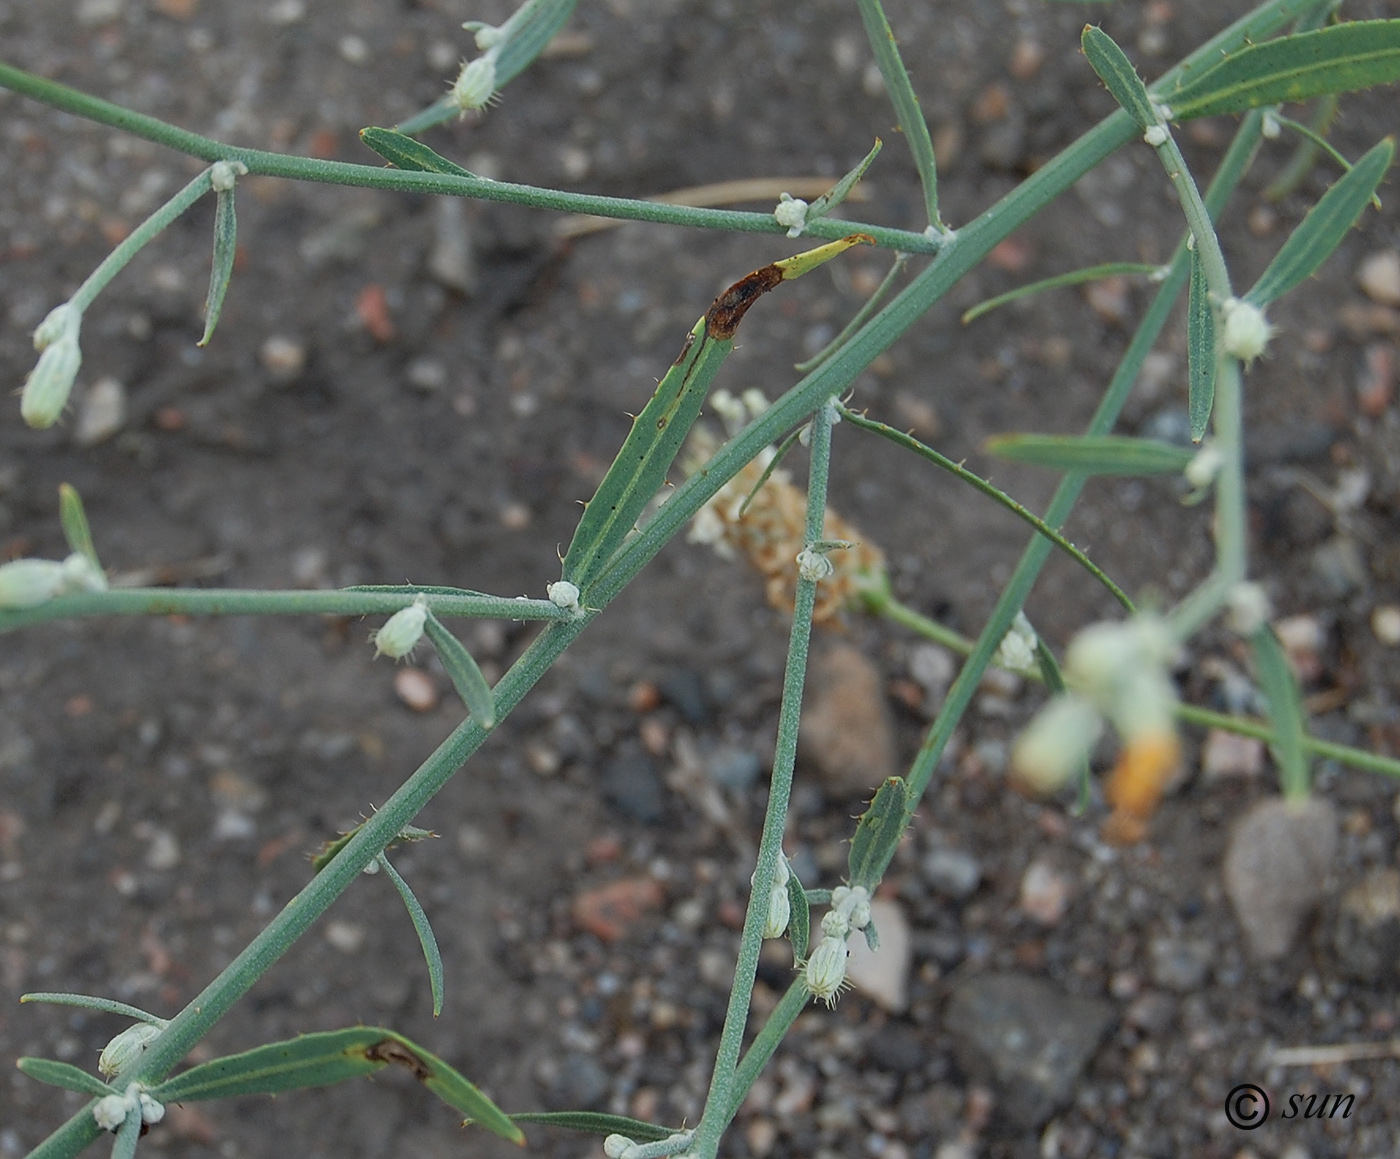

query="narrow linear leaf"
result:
[1082,25,1158,129]
[492,0,579,90]
[796,251,907,373]
[986,434,1195,476]
[423,610,496,727]
[358,128,480,178]
[1167,21,1400,122]
[848,776,908,892]
[808,138,882,222]
[786,863,811,961]
[738,426,803,518]
[854,0,939,226]
[508,1112,676,1142]
[17,1058,114,1098]
[198,186,237,347]
[149,1027,523,1144]
[563,236,869,592]
[1251,624,1311,801]
[21,993,166,1026]
[58,483,99,569]
[1265,95,1340,202]
[343,583,497,600]
[1245,138,1394,306]
[376,854,445,1018]
[962,262,1159,324]
[804,888,833,906]
[1187,248,1216,442]
[112,1112,140,1159]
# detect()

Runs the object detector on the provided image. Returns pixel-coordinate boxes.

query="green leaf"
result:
[358,128,480,178]
[508,1112,677,1142]
[492,0,579,90]
[847,777,908,892]
[985,434,1195,475]
[376,854,445,1018]
[1245,138,1393,306]
[57,483,99,569]
[807,139,882,223]
[1251,624,1310,801]
[423,610,496,727]
[1082,25,1159,130]
[21,992,166,1026]
[738,426,802,518]
[17,1058,114,1097]
[1166,21,1400,122]
[786,862,810,961]
[1187,247,1216,442]
[342,583,497,600]
[149,1027,524,1144]
[961,262,1159,325]
[198,185,237,347]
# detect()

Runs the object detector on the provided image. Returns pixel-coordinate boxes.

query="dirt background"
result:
[2,1,1400,1157]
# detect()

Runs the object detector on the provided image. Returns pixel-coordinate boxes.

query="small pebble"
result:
[1148,936,1213,992]
[1372,605,1400,647]
[260,335,306,383]
[405,356,448,392]
[1357,249,1400,307]
[1019,860,1072,926]
[393,667,438,712]
[266,0,306,24]
[1083,276,1131,325]
[144,827,181,871]
[1200,728,1264,780]
[1007,39,1044,81]
[428,198,477,293]
[324,919,365,953]
[1356,343,1395,416]
[1274,613,1324,682]
[923,846,981,900]
[338,34,368,63]
[571,876,664,942]
[74,377,127,446]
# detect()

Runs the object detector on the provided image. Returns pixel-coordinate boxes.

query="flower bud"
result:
[1225,581,1271,636]
[796,548,833,583]
[762,878,791,940]
[61,552,107,594]
[603,1135,635,1159]
[995,611,1039,674]
[21,328,82,429]
[804,934,850,1007]
[547,580,582,614]
[452,56,497,112]
[138,1091,165,1124]
[98,1022,162,1078]
[373,597,428,660]
[0,558,66,610]
[774,193,808,239]
[1220,298,1274,365]
[92,1094,130,1132]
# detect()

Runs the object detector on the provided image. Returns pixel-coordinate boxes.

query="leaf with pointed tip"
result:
[198,185,237,347]
[358,128,479,178]
[961,262,1159,325]
[58,483,99,569]
[808,139,882,223]
[1166,21,1400,122]
[1251,624,1310,800]
[17,1058,114,1098]
[848,777,908,892]
[986,434,1195,476]
[149,1027,523,1143]
[508,1112,676,1141]
[1187,247,1216,442]
[1245,138,1393,307]
[21,992,166,1026]
[376,854,445,1017]
[1082,25,1158,130]
[423,611,496,727]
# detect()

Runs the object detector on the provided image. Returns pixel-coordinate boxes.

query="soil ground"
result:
[2,2,1400,1157]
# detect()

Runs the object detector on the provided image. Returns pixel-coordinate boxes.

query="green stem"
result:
[794,251,908,374]
[689,400,836,1159]
[725,979,809,1120]
[0,587,566,635]
[839,406,1135,611]
[0,62,937,256]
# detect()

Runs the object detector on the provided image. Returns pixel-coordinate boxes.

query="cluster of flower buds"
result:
[0,552,107,611]
[773,192,809,238]
[803,884,871,1007]
[994,610,1040,675]
[1220,297,1275,365]
[21,302,84,429]
[1012,614,1181,844]
[92,1083,164,1132]
[372,596,428,660]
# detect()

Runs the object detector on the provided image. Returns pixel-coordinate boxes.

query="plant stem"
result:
[689,399,837,1159]
[0,587,567,635]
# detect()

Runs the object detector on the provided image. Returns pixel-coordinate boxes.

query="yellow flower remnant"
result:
[1101,730,1181,846]
[685,414,884,624]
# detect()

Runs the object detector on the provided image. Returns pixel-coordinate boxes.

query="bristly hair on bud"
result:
[451,55,498,113]
[1220,297,1275,365]
[803,933,850,1007]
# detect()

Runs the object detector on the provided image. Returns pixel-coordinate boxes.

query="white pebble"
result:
[1372,605,1400,648]
[74,377,127,447]
[1357,250,1400,307]
[394,667,439,712]
[324,920,365,953]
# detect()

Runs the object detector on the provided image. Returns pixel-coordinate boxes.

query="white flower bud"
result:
[774,193,808,239]
[372,597,428,660]
[547,580,581,615]
[820,907,849,939]
[98,1022,163,1078]
[762,878,791,940]
[603,1135,635,1159]
[1225,581,1272,636]
[0,558,67,610]
[34,303,79,350]
[1220,297,1274,364]
[60,552,107,594]
[796,549,833,583]
[452,56,497,112]
[1143,124,1168,147]
[21,327,82,429]
[1261,110,1281,139]
[92,1094,130,1132]
[463,21,503,50]
[994,611,1039,674]
[209,159,247,192]
[1011,694,1103,795]
[1184,443,1223,491]
[804,934,850,1007]
[138,1091,165,1125]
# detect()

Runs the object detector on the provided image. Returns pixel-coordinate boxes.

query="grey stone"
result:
[798,643,897,797]
[1331,867,1400,982]
[1148,936,1213,992]
[945,972,1115,1129]
[601,746,664,824]
[659,668,709,724]
[543,1051,608,1110]
[1224,796,1338,960]
[923,847,981,900]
